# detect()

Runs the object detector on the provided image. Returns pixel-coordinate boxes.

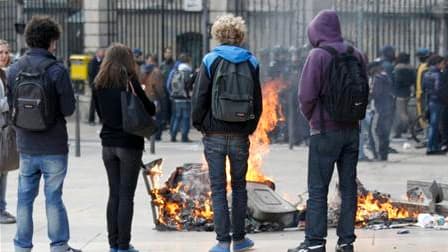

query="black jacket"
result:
[7,48,75,155]
[192,57,262,135]
[393,64,416,98]
[372,72,395,114]
[88,57,102,85]
[94,78,156,150]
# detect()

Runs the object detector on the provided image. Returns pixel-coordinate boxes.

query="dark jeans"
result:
[102,147,142,250]
[372,111,394,160]
[305,129,359,246]
[154,110,165,140]
[427,102,444,152]
[203,135,250,242]
[170,100,191,140]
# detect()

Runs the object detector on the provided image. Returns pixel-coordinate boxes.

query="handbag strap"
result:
[127,81,137,96]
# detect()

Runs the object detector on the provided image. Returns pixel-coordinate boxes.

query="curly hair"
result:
[25,16,61,49]
[211,15,246,45]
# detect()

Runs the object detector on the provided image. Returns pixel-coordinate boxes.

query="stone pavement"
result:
[1,121,447,252]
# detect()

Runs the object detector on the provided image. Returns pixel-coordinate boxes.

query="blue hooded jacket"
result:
[203,45,259,77]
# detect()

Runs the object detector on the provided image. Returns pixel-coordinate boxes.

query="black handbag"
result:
[121,81,158,138]
[0,118,19,172]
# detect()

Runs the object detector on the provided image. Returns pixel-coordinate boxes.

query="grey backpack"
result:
[170,69,190,99]
[212,60,255,122]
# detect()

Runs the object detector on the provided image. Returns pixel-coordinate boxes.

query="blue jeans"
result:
[14,154,70,252]
[170,100,191,140]
[427,102,444,152]
[0,171,7,211]
[306,129,359,246]
[203,135,249,242]
[372,111,394,160]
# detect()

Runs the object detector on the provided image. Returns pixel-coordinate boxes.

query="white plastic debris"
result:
[417,214,447,229]
[417,214,436,228]
[402,142,411,150]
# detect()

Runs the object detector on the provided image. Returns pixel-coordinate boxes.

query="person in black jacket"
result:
[87,48,105,125]
[192,15,262,252]
[94,43,155,252]
[392,52,415,138]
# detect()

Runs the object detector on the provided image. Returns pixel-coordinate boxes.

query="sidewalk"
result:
[1,121,447,252]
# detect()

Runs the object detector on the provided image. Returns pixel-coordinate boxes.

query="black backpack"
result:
[12,57,58,131]
[211,59,255,122]
[319,46,369,125]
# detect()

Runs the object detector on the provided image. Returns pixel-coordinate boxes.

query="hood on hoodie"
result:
[203,45,258,77]
[307,10,343,48]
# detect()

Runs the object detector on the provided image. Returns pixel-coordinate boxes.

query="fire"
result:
[356,192,418,225]
[226,80,287,183]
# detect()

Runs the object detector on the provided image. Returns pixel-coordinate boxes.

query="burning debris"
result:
[139,78,446,233]
[141,160,300,232]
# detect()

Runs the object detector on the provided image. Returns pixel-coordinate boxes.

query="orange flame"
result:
[356,192,418,225]
[226,80,287,183]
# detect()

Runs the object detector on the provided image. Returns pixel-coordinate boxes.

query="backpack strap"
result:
[319,46,339,57]
[317,46,339,135]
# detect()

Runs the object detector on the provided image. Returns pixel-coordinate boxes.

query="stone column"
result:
[83,0,110,53]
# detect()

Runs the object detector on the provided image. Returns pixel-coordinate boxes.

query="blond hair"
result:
[211,15,246,45]
[0,39,10,66]
[0,39,9,48]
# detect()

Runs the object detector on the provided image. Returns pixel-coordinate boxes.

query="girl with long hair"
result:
[94,43,155,252]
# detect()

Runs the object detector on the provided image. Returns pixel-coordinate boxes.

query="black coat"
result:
[88,57,102,85]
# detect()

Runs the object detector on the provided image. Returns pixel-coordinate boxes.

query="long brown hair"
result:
[95,43,137,89]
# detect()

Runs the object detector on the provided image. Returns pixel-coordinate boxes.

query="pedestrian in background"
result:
[416,48,431,125]
[94,43,155,252]
[192,14,262,252]
[168,53,193,142]
[7,16,80,252]
[380,45,396,79]
[392,52,415,138]
[291,10,368,252]
[142,54,165,141]
[88,48,105,125]
[370,61,395,161]
[160,47,176,126]
[422,55,446,155]
[0,39,18,225]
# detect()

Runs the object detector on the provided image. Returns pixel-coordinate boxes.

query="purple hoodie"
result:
[298,10,366,133]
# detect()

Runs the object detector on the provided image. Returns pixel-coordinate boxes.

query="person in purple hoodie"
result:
[288,10,367,252]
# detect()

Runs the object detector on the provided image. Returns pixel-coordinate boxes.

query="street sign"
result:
[183,0,202,12]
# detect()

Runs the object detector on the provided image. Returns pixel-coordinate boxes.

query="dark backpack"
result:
[211,59,255,122]
[319,46,369,124]
[12,57,57,131]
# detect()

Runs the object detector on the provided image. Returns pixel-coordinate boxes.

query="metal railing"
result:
[333,0,441,61]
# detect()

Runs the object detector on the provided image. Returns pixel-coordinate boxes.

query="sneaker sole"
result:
[234,245,254,252]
